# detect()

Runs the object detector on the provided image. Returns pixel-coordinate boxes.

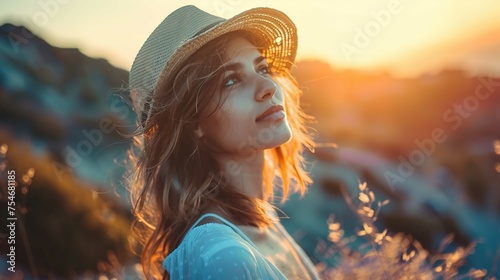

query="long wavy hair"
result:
[127,30,316,279]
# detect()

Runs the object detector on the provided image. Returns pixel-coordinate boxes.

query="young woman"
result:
[128,5,321,279]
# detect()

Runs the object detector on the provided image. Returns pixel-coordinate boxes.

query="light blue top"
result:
[163,208,321,279]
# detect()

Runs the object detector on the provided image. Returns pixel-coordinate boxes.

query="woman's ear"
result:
[194,126,204,138]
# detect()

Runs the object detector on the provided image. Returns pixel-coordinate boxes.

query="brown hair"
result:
[127,30,316,279]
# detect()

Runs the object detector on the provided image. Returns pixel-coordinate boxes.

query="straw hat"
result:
[129,5,297,128]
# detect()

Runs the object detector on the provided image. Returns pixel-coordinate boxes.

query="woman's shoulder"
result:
[163,223,268,278]
[164,223,254,263]
[186,222,247,248]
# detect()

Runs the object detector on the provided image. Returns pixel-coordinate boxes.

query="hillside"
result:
[1,23,498,278]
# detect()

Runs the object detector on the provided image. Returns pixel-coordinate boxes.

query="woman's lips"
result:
[256,105,285,122]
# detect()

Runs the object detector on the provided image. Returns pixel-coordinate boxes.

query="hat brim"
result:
[154,7,297,95]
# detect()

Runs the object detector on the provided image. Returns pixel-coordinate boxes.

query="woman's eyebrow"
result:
[254,56,266,65]
[223,56,267,71]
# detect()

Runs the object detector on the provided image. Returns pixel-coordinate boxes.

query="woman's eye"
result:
[258,66,271,75]
[223,74,240,87]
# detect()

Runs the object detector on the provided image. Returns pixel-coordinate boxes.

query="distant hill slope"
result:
[0,24,137,278]
[0,23,135,194]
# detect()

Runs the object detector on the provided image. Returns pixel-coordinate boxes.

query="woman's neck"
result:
[213,150,265,199]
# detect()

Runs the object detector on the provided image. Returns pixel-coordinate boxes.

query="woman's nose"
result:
[255,76,277,101]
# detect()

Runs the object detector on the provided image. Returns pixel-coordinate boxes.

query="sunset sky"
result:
[1,0,499,77]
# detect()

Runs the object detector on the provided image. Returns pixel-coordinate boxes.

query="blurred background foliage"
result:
[0,21,499,278]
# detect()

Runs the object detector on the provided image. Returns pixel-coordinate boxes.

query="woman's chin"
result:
[261,123,293,149]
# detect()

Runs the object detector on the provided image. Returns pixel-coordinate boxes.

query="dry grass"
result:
[0,135,137,279]
[315,182,491,280]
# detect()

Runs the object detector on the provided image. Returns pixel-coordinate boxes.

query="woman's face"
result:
[197,36,292,156]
